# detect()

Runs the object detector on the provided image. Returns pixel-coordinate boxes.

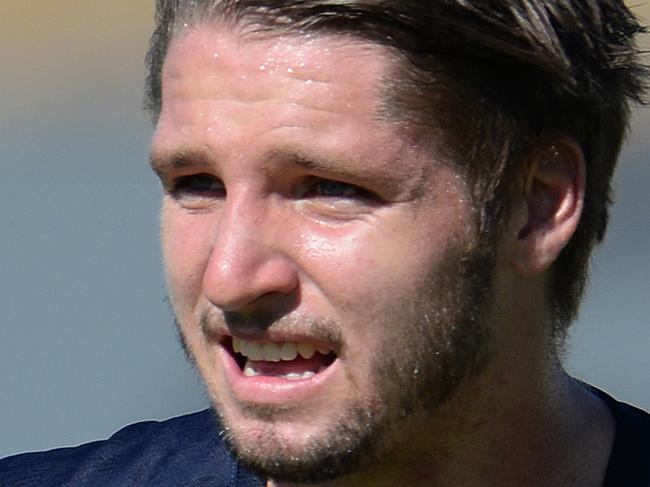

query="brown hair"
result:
[145,0,647,332]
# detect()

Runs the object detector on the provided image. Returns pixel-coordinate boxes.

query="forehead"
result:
[161,24,394,117]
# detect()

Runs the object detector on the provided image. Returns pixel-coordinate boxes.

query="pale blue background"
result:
[1,2,648,458]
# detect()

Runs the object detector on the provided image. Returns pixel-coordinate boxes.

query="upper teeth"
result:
[232,337,330,362]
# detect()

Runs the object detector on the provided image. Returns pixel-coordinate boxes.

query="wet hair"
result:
[145,0,647,333]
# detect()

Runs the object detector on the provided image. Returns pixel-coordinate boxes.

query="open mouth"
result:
[224,337,337,381]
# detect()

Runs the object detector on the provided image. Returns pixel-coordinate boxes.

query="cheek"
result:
[298,228,380,302]
[161,206,215,311]
[297,220,444,310]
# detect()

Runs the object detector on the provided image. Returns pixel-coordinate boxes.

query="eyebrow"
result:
[274,150,343,174]
[149,148,210,176]
[277,149,415,190]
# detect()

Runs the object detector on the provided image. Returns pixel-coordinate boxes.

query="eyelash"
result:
[303,178,378,201]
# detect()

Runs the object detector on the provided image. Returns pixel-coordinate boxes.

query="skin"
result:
[151,24,615,486]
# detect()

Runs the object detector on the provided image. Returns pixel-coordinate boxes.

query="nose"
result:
[201,192,298,313]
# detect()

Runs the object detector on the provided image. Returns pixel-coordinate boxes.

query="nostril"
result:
[223,296,298,331]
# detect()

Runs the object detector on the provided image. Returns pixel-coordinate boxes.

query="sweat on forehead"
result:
[165,23,389,80]
[159,25,427,140]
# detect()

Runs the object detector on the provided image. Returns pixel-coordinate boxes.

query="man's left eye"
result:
[306,179,372,199]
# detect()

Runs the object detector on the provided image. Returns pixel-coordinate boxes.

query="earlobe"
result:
[511,138,585,276]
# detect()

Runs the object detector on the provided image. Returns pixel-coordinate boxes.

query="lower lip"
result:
[218,344,339,405]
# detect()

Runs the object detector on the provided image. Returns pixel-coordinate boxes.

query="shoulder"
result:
[0,409,255,486]
[591,387,650,486]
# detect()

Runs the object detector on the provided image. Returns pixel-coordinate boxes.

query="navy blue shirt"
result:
[2,388,649,486]
[0,410,263,486]
[596,388,650,486]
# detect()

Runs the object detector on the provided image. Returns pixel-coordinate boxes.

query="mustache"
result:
[198,306,343,346]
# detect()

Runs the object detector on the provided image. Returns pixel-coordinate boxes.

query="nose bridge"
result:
[220,186,267,256]
[202,187,297,311]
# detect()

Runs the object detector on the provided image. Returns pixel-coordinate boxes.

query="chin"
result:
[215,399,389,483]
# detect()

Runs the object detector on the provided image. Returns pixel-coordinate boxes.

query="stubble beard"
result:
[175,241,496,484]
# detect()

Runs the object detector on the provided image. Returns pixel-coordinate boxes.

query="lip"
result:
[217,336,340,405]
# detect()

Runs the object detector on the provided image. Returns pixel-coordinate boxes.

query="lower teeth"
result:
[285,371,315,380]
[243,360,316,380]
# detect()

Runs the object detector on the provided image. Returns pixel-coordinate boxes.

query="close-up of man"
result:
[2,1,649,486]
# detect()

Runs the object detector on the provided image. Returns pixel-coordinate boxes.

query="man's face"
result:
[152,25,494,482]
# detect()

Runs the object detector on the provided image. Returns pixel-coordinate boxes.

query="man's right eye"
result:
[171,173,225,201]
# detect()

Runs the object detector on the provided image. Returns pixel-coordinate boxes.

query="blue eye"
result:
[172,174,225,198]
[315,180,357,197]
[306,179,373,200]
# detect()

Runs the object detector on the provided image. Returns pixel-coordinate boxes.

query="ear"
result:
[509,138,585,276]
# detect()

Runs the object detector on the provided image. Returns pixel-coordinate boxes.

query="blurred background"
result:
[1,2,648,458]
